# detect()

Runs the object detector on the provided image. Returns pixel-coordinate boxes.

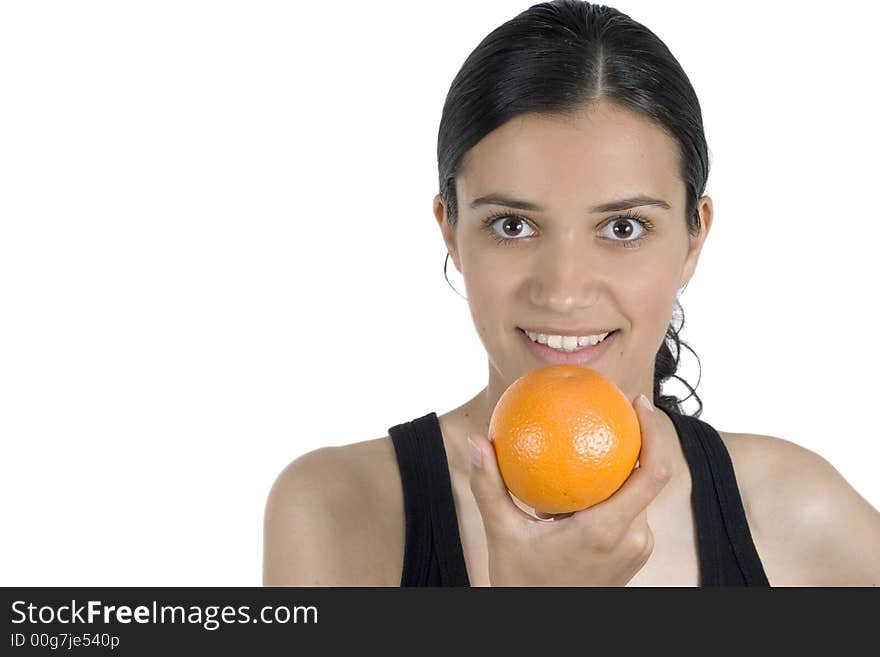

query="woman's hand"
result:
[468,395,673,586]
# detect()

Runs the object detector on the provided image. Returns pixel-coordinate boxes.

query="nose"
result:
[528,238,603,313]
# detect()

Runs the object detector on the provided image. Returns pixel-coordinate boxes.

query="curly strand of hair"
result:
[653,299,703,418]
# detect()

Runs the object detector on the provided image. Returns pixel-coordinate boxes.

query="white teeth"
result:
[561,336,579,351]
[524,330,611,352]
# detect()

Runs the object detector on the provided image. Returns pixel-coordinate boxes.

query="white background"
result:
[1,1,877,586]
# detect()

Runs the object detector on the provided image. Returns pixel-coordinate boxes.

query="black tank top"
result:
[388,406,770,587]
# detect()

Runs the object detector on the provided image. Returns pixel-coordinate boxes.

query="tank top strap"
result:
[388,412,471,586]
[659,406,770,587]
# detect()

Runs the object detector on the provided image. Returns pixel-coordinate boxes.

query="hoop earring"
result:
[444,252,468,301]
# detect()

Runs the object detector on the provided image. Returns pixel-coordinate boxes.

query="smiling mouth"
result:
[518,327,619,352]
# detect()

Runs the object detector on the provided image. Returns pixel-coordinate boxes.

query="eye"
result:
[482,213,536,243]
[600,213,653,248]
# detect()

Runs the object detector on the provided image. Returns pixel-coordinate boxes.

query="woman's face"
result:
[434,102,713,404]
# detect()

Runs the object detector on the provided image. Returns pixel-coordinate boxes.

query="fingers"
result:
[577,395,672,531]
[468,433,536,533]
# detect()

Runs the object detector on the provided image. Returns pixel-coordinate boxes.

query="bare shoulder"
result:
[719,431,880,586]
[262,436,405,587]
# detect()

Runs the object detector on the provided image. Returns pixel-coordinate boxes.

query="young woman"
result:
[263,0,880,586]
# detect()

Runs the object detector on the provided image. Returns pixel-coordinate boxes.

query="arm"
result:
[792,452,880,586]
[758,437,880,586]
[263,447,375,586]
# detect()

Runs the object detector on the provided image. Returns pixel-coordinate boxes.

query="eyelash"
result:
[480,210,656,249]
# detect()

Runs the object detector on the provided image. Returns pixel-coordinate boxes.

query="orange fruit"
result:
[489,364,642,515]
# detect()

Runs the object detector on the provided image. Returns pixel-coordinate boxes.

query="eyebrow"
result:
[469,193,672,213]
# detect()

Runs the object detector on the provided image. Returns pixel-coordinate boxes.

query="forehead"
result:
[458,103,682,208]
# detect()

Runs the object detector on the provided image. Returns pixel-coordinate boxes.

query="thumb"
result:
[467,434,534,532]
[631,394,672,484]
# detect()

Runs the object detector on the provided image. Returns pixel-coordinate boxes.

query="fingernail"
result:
[638,394,655,413]
[467,437,483,468]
